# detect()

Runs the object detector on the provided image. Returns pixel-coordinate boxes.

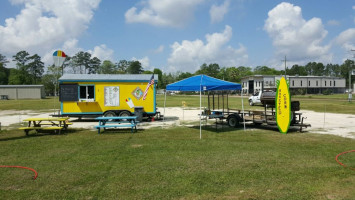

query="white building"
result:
[241,75,346,94]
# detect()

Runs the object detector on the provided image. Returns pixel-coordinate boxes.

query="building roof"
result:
[59,74,158,82]
[0,85,44,88]
[288,76,343,79]
[241,75,344,79]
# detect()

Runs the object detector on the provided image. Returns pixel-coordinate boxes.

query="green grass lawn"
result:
[291,94,355,114]
[0,127,354,199]
[0,97,60,111]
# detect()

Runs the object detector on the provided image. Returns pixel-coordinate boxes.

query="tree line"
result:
[0,50,354,95]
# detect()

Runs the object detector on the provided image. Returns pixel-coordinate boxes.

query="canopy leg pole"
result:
[163,90,167,128]
[200,88,202,139]
[241,90,246,131]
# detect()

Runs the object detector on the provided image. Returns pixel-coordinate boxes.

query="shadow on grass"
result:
[246,124,302,134]
[189,124,241,133]
[70,117,177,123]
[71,118,97,122]
[96,128,146,135]
[0,134,43,142]
[0,128,83,142]
[188,122,302,134]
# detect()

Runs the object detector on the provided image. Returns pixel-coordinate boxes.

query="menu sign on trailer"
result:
[104,86,119,107]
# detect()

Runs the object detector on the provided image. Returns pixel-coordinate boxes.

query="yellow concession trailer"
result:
[58,74,158,118]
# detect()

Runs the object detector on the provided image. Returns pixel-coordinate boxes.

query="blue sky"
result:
[0,0,354,73]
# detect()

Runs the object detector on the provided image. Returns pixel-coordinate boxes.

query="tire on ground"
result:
[103,111,117,117]
[119,111,131,117]
[227,114,241,127]
[103,111,117,122]
[118,111,131,122]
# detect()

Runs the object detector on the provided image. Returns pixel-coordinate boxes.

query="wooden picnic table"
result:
[19,117,72,135]
[95,116,138,134]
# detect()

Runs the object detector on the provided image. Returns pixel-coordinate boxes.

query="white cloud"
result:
[132,56,150,69]
[153,45,164,54]
[0,0,101,56]
[42,39,114,71]
[125,0,204,27]
[334,28,355,51]
[264,2,331,64]
[61,39,83,57]
[40,39,82,72]
[327,20,340,26]
[88,44,114,61]
[210,0,230,24]
[167,25,248,72]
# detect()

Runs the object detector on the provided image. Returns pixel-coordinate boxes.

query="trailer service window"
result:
[80,85,95,100]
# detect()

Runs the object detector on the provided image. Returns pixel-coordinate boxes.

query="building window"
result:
[308,81,310,86]
[316,81,318,86]
[292,80,294,86]
[301,81,302,87]
[334,81,335,86]
[79,85,95,100]
[325,81,326,86]
[330,81,332,86]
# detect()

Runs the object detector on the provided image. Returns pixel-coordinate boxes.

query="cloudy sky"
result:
[0,0,354,73]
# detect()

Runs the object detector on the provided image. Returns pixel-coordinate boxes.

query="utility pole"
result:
[281,55,288,77]
[349,50,355,102]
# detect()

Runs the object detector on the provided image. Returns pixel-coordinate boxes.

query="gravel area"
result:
[1,108,354,139]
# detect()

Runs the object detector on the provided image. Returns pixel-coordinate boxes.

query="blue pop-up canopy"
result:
[166,75,241,91]
[164,75,244,139]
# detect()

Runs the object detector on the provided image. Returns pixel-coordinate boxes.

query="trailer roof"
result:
[59,74,158,82]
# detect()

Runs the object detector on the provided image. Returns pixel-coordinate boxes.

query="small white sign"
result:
[104,86,119,106]
[125,98,135,108]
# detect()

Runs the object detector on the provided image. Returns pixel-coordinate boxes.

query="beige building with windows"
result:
[241,75,346,94]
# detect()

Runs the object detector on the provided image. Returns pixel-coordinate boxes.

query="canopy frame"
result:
[164,75,244,139]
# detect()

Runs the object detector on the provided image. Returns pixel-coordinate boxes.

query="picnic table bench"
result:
[19,117,72,135]
[95,116,138,134]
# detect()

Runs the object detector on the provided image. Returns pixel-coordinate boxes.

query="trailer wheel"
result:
[104,111,116,118]
[119,111,131,117]
[227,115,240,127]
[118,111,131,122]
[249,100,254,106]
